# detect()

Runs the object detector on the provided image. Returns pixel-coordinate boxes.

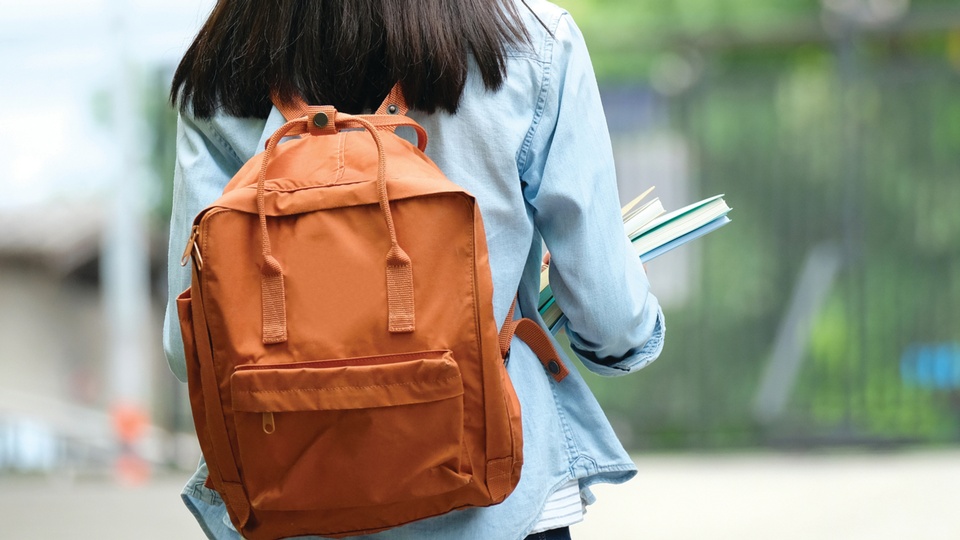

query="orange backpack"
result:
[176,88,567,539]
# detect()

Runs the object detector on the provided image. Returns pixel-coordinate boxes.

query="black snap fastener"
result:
[387,104,399,115]
[313,112,329,128]
[547,360,561,374]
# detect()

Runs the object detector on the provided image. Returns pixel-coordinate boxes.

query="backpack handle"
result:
[271,84,427,150]
[256,110,417,344]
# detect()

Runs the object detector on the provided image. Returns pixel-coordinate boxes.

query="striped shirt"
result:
[527,479,584,534]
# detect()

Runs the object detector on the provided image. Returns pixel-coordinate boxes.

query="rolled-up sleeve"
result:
[519,13,665,376]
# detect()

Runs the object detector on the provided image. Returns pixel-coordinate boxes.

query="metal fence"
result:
[591,47,960,450]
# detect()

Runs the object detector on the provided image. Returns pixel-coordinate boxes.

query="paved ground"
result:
[1,450,957,539]
[570,451,960,540]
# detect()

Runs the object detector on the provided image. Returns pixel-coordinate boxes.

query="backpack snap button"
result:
[313,112,329,128]
[547,360,561,375]
[387,104,399,115]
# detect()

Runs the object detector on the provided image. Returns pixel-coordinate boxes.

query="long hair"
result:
[171,0,533,118]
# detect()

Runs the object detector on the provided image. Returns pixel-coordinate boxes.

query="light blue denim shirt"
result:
[163,1,664,538]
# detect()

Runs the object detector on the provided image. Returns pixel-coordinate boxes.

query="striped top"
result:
[528,479,584,534]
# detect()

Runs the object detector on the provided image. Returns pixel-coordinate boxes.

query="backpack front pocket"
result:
[230,350,470,511]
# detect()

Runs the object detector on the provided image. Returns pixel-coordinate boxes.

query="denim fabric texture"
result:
[162,1,665,538]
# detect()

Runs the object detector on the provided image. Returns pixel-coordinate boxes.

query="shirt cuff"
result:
[569,306,665,377]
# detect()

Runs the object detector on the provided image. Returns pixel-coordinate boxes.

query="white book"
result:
[624,198,666,239]
[630,194,731,256]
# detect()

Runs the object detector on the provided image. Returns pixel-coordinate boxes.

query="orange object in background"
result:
[111,402,150,486]
[111,402,148,444]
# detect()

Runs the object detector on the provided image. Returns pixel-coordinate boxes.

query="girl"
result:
[164,1,664,538]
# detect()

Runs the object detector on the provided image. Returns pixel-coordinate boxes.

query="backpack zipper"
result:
[180,224,203,271]
[262,412,275,434]
[234,350,449,372]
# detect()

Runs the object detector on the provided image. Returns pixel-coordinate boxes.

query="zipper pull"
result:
[180,225,203,270]
[262,412,276,434]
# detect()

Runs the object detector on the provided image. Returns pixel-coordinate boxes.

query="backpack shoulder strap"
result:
[375,84,409,117]
[499,299,569,383]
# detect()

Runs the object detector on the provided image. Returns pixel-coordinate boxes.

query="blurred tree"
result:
[564,0,960,449]
[143,69,178,226]
[561,0,960,81]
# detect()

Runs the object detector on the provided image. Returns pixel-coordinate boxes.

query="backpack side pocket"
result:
[178,288,216,489]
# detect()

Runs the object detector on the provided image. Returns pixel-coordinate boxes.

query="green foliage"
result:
[561,0,821,80]
[578,33,960,449]
[141,70,178,225]
[559,0,960,82]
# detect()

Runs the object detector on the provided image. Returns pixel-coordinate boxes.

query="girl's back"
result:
[164,1,664,538]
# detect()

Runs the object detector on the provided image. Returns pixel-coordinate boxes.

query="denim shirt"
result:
[162,1,664,538]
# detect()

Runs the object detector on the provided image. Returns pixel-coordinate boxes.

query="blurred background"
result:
[1,0,958,538]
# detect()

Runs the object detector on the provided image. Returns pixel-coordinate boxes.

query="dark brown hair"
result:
[171,0,533,118]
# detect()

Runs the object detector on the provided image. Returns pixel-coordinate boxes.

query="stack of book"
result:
[539,188,732,332]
